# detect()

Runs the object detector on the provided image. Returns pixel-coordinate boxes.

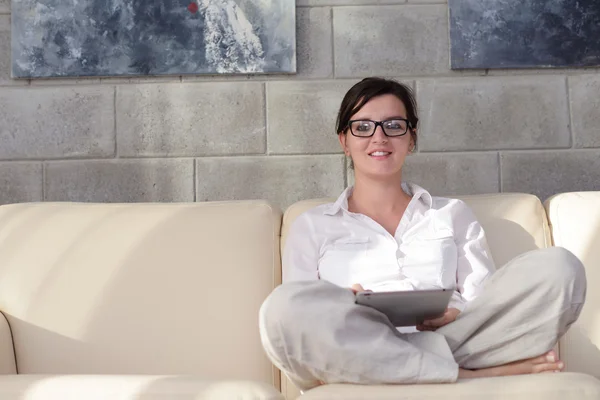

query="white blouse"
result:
[283,183,497,312]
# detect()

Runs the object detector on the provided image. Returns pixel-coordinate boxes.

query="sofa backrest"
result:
[0,201,282,388]
[280,192,551,399]
[545,192,600,379]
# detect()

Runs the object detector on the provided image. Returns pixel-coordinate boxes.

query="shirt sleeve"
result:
[282,213,321,283]
[450,200,497,312]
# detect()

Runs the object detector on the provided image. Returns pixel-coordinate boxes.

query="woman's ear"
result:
[338,133,350,156]
[409,131,417,153]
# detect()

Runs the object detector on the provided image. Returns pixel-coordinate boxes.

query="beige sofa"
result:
[0,192,598,399]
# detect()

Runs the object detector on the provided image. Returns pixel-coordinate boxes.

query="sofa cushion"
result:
[545,192,600,378]
[0,375,283,400]
[298,373,600,400]
[0,312,16,374]
[0,202,282,388]
[281,193,552,399]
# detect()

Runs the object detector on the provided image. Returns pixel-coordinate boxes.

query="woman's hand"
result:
[416,307,460,331]
[350,284,372,294]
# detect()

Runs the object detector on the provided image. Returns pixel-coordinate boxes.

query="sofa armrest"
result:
[0,311,16,374]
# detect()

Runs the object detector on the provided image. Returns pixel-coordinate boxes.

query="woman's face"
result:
[339,94,414,180]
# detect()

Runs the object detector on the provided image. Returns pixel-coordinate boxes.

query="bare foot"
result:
[458,351,564,379]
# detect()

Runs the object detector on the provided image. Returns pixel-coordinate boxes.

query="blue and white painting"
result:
[11,0,296,78]
[449,0,600,69]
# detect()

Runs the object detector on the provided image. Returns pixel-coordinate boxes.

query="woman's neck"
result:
[349,174,411,215]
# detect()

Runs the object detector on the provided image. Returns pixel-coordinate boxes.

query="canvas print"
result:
[11,0,296,78]
[449,0,600,69]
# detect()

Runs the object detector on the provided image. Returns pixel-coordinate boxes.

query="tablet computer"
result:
[355,289,452,327]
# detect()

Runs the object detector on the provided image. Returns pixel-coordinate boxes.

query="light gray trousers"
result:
[259,247,586,391]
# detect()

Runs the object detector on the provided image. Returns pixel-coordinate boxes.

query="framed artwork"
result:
[11,0,296,78]
[449,0,600,69]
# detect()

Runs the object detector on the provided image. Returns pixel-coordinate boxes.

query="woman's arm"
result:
[419,200,496,331]
[451,200,497,311]
[282,213,321,282]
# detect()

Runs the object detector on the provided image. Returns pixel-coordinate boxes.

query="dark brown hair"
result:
[335,77,418,146]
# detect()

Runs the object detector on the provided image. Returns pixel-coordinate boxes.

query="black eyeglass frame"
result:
[346,118,416,137]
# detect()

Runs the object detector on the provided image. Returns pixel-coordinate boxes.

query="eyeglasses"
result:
[347,119,413,137]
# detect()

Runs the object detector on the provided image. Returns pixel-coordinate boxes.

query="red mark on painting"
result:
[188,2,198,14]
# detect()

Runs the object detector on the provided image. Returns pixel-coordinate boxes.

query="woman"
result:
[259,77,586,391]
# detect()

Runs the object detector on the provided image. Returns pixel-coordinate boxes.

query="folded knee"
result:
[541,247,585,285]
[259,283,303,328]
[259,280,342,332]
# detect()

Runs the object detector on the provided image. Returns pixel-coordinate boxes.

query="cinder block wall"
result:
[1,0,599,210]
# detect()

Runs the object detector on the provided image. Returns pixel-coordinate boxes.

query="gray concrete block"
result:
[347,152,499,195]
[30,77,102,86]
[0,15,26,86]
[116,82,266,157]
[569,75,600,148]
[100,75,181,85]
[501,150,600,202]
[0,86,115,160]
[0,163,42,205]
[334,5,449,77]
[403,152,499,195]
[0,0,8,14]
[267,81,354,154]
[196,155,346,210]
[417,77,570,151]
[0,15,9,82]
[45,159,194,202]
[296,7,333,78]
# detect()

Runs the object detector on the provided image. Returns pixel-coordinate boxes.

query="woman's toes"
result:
[531,350,557,364]
[533,361,564,374]
[545,350,557,363]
